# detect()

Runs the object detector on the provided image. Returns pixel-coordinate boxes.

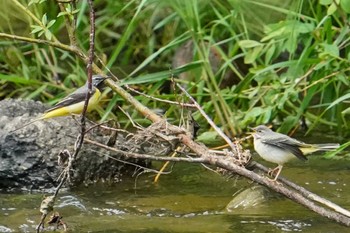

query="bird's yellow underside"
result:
[41,89,101,119]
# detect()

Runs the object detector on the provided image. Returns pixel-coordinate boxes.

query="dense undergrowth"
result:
[1,0,350,142]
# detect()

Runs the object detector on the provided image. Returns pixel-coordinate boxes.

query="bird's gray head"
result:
[251,125,273,139]
[92,75,108,88]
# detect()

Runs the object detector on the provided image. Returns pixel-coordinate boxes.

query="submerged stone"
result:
[226,185,276,212]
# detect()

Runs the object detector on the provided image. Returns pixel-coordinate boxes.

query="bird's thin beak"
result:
[247,126,256,133]
[246,127,257,137]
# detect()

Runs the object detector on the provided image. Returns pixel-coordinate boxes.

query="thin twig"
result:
[253,162,350,218]
[84,138,206,163]
[0,33,83,57]
[118,106,144,130]
[97,124,130,134]
[71,0,95,159]
[105,79,163,123]
[126,85,196,108]
[57,1,77,46]
[154,145,185,183]
[301,67,350,92]
[89,148,172,175]
[176,83,237,151]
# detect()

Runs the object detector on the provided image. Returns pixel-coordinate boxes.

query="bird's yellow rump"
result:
[250,125,339,181]
[12,75,107,132]
[40,87,101,119]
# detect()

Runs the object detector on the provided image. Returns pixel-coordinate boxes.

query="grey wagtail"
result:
[12,75,107,132]
[250,125,339,181]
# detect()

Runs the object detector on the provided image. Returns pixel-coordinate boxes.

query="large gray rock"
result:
[0,99,133,191]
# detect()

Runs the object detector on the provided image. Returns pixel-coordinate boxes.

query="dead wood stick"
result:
[253,162,350,218]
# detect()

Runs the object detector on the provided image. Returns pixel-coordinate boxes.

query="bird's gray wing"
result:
[261,136,308,161]
[45,86,95,112]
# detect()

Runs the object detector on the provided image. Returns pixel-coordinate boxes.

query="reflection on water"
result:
[0,156,349,232]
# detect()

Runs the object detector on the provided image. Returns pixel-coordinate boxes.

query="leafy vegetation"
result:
[1,0,350,140]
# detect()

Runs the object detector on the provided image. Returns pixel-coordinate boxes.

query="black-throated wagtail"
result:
[12,75,107,132]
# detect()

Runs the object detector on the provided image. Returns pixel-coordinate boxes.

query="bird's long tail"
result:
[313,143,340,150]
[300,143,339,154]
[10,116,44,133]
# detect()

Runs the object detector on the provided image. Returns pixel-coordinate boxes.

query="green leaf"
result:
[45,30,52,40]
[327,3,337,15]
[285,33,297,53]
[295,22,315,33]
[47,20,56,28]
[196,131,221,144]
[42,13,47,25]
[241,107,265,125]
[313,60,329,70]
[57,12,68,17]
[337,73,350,86]
[262,21,314,43]
[238,40,262,48]
[278,115,299,134]
[244,46,263,64]
[101,94,120,122]
[260,106,273,123]
[340,0,350,13]
[249,107,264,117]
[38,30,45,37]
[262,24,286,42]
[122,61,202,85]
[66,4,72,13]
[320,43,339,57]
[30,25,43,34]
[129,33,190,77]
[26,84,47,99]
[326,92,350,111]
[153,12,177,30]
[0,74,41,85]
[324,141,349,158]
[29,0,46,6]
[319,0,332,5]
[121,72,168,85]
[265,43,276,65]
[341,107,350,115]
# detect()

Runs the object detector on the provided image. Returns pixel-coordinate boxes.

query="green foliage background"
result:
[1,0,350,139]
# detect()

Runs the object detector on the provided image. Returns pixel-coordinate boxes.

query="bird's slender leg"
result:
[267,165,283,181]
[272,165,283,181]
[267,166,279,176]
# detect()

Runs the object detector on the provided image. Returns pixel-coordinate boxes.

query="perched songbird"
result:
[250,125,339,181]
[12,75,107,132]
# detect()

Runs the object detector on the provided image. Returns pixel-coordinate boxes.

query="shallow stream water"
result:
[1,142,349,232]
